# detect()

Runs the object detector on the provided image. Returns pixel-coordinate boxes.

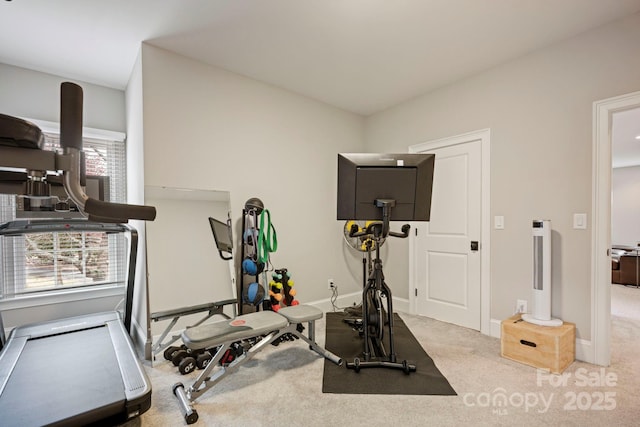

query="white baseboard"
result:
[490,317,594,364]
[130,316,152,361]
[307,291,361,313]
[575,338,592,364]
[490,318,501,338]
[392,297,410,313]
[307,293,409,314]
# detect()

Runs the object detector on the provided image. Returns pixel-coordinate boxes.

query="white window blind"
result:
[0,130,128,299]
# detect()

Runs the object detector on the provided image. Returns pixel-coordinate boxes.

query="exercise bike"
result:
[345,199,417,374]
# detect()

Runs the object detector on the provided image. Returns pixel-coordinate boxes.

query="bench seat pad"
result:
[278,305,322,323]
[182,310,288,350]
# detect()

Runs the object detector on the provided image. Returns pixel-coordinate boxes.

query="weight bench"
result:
[150,299,237,361]
[173,304,342,424]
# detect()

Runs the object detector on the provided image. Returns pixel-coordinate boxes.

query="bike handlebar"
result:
[349,222,410,239]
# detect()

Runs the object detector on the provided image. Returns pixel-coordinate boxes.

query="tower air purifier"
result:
[522,220,563,327]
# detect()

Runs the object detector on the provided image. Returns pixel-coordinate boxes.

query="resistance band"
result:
[257,209,277,264]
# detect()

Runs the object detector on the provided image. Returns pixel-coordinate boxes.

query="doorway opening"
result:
[593,91,640,366]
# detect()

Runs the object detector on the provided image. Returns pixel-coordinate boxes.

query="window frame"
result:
[0,119,128,311]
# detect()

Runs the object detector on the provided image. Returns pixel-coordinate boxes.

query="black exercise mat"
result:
[322,311,456,395]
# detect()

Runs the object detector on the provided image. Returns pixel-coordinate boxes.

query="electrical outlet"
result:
[516,299,527,314]
[328,279,335,290]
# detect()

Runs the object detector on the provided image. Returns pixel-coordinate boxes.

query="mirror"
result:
[144,186,235,363]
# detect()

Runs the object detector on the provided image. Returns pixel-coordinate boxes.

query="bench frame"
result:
[172,306,342,424]
[150,299,237,360]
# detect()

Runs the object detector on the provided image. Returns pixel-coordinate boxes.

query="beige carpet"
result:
[123,284,640,426]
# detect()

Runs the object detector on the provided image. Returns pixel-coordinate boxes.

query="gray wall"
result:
[364,12,640,340]
[0,63,125,132]
[138,44,366,306]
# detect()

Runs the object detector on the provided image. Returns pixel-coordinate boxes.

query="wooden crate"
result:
[500,314,575,374]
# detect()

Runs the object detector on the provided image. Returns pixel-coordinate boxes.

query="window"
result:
[0,124,128,299]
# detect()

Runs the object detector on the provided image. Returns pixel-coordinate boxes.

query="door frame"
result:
[592,90,640,366]
[408,128,491,335]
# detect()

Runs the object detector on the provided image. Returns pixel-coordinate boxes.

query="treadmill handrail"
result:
[0,219,131,235]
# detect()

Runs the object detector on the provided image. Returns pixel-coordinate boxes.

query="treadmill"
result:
[0,83,157,425]
[0,221,151,426]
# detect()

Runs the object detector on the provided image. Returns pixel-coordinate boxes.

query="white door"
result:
[414,139,482,330]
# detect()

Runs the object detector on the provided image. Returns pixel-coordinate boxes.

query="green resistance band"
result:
[257,209,277,264]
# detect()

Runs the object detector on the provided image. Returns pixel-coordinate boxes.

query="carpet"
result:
[322,311,456,395]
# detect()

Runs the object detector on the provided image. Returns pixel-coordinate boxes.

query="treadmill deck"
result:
[0,311,151,426]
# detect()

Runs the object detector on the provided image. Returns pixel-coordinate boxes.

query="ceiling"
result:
[1,0,639,164]
[2,0,640,115]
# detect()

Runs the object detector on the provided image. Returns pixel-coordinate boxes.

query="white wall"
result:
[138,44,366,307]
[124,51,150,353]
[365,12,640,340]
[612,166,640,247]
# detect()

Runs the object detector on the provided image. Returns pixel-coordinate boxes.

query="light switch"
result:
[494,215,504,229]
[573,213,587,229]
